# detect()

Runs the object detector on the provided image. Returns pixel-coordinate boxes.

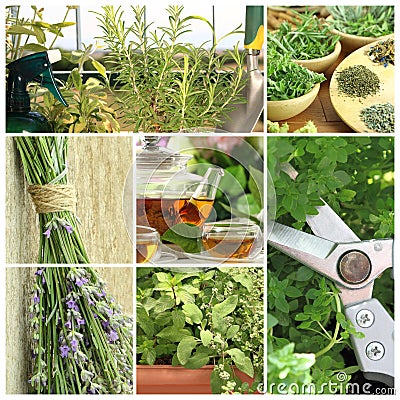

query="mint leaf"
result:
[200,330,213,347]
[177,336,198,364]
[161,223,202,253]
[182,303,203,324]
[213,295,238,317]
[248,165,264,208]
[226,348,254,377]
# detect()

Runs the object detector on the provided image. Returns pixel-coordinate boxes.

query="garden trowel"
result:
[219,6,264,133]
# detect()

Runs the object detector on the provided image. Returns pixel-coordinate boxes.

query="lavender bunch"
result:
[29,266,133,394]
[15,136,89,263]
[15,136,133,393]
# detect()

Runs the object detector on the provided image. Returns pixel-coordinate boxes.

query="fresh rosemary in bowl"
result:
[268,11,340,60]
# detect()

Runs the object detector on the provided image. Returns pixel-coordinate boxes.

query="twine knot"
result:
[28,184,77,214]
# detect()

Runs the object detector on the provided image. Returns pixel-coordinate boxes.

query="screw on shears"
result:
[356,309,374,328]
[366,342,385,361]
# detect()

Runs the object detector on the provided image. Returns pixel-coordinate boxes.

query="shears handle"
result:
[345,298,394,387]
[244,6,264,51]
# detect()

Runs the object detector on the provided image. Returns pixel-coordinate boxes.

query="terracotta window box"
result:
[137,365,257,394]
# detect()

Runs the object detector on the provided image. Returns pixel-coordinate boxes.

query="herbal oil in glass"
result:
[136,225,160,263]
[202,222,263,260]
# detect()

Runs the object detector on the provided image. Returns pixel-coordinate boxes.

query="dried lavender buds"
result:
[336,65,380,98]
[368,38,394,67]
[360,102,394,133]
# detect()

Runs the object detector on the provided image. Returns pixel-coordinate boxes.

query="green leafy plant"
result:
[6,5,119,132]
[95,5,246,132]
[268,11,340,60]
[34,46,119,133]
[326,6,394,37]
[137,267,263,394]
[267,48,326,101]
[267,137,394,393]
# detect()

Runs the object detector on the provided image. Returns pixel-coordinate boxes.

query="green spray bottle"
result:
[6,50,68,133]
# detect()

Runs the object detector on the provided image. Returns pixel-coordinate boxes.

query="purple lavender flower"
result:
[70,339,78,352]
[66,299,77,309]
[60,345,70,358]
[65,320,72,329]
[108,330,119,343]
[43,227,52,239]
[33,292,40,304]
[77,318,86,326]
[102,320,110,329]
[63,224,73,234]
[75,277,89,287]
[87,297,95,306]
[105,308,113,317]
[35,269,44,276]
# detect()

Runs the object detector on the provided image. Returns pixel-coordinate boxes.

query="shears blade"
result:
[306,200,360,243]
[280,162,360,243]
[269,222,338,260]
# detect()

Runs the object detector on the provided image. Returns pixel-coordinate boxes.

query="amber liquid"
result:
[176,197,214,226]
[136,197,213,236]
[136,241,158,263]
[202,236,255,259]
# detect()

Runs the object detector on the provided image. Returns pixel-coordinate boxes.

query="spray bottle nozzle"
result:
[7,50,68,112]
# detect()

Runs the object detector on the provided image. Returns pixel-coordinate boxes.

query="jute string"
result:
[28,184,77,214]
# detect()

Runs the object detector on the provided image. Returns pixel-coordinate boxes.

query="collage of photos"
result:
[2,2,395,397]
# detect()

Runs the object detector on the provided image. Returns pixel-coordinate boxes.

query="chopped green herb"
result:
[267,50,326,101]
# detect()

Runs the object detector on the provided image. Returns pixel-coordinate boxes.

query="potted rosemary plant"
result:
[136,267,263,394]
[95,5,247,132]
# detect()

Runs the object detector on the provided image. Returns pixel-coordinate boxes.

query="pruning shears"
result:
[268,163,394,387]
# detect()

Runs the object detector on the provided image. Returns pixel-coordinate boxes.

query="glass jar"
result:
[136,225,160,263]
[201,221,263,259]
[136,137,222,236]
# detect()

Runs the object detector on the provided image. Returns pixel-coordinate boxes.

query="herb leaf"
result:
[161,223,202,253]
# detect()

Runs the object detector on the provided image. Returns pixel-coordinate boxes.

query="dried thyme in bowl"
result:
[360,102,394,133]
[336,65,380,99]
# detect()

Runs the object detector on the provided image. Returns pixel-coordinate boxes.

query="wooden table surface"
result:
[283,52,355,133]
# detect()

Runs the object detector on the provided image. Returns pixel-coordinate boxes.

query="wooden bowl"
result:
[326,16,393,54]
[329,39,394,133]
[267,83,320,121]
[293,41,341,73]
